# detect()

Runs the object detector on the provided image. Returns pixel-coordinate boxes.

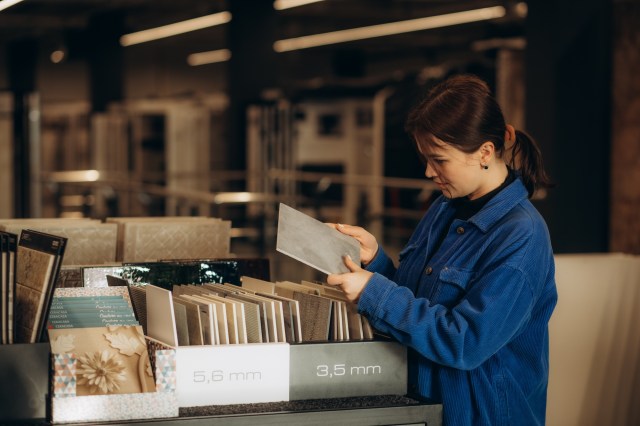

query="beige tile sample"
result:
[172,297,204,346]
[241,276,275,294]
[145,284,178,347]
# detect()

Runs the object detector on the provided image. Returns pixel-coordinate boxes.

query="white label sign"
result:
[176,343,290,406]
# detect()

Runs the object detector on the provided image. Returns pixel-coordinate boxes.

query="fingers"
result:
[336,223,362,237]
[343,255,360,272]
[327,222,361,239]
[326,273,342,286]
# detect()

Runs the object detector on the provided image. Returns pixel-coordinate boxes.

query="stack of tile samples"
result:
[59,259,270,335]
[245,277,374,343]
[141,276,374,348]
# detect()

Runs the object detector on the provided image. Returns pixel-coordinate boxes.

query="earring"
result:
[482,164,489,170]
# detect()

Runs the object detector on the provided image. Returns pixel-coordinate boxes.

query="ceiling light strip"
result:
[274,6,506,52]
[187,49,232,66]
[120,11,232,47]
[274,0,324,10]
[0,0,24,13]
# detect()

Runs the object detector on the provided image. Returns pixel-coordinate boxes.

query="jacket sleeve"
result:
[364,198,441,279]
[358,233,549,370]
[364,246,397,279]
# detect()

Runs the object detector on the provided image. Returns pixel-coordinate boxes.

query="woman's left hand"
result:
[326,255,373,304]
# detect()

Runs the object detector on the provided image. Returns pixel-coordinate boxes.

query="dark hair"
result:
[405,74,553,198]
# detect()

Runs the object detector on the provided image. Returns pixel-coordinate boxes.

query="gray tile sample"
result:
[276,203,360,275]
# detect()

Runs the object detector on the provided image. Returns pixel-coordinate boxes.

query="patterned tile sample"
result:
[122,220,231,262]
[106,216,213,261]
[293,291,332,342]
[52,353,77,397]
[154,349,177,392]
[1,223,117,266]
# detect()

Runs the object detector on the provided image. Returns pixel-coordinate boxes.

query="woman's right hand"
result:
[328,223,379,266]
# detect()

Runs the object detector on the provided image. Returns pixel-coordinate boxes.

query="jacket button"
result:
[425,266,433,275]
[456,226,465,234]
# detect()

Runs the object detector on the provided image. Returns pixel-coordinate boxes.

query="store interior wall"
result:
[548,253,640,426]
[610,2,640,254]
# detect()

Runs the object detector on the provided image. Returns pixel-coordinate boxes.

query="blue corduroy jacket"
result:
[359,177,557,426]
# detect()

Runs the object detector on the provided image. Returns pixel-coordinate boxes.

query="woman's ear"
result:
[479,141,495,165]
[505,124,516,143]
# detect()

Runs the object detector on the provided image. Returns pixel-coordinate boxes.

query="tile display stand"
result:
[0,340,442,425]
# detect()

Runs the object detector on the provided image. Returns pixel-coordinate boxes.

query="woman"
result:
[327,74,557,426]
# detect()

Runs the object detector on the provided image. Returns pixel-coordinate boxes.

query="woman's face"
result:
[417,137,485,200]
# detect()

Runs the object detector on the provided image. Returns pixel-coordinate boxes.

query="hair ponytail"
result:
[510,130,554,198]
[405,74,554,198]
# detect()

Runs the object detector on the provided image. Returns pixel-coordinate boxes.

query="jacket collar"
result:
[442,177,529,233]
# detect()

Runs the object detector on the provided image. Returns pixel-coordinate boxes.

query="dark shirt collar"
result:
[451,168,516,221]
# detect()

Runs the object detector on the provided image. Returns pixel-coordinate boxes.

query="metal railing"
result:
[39,169,439,252]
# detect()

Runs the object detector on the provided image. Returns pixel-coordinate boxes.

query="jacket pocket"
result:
[432,266,475,305]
